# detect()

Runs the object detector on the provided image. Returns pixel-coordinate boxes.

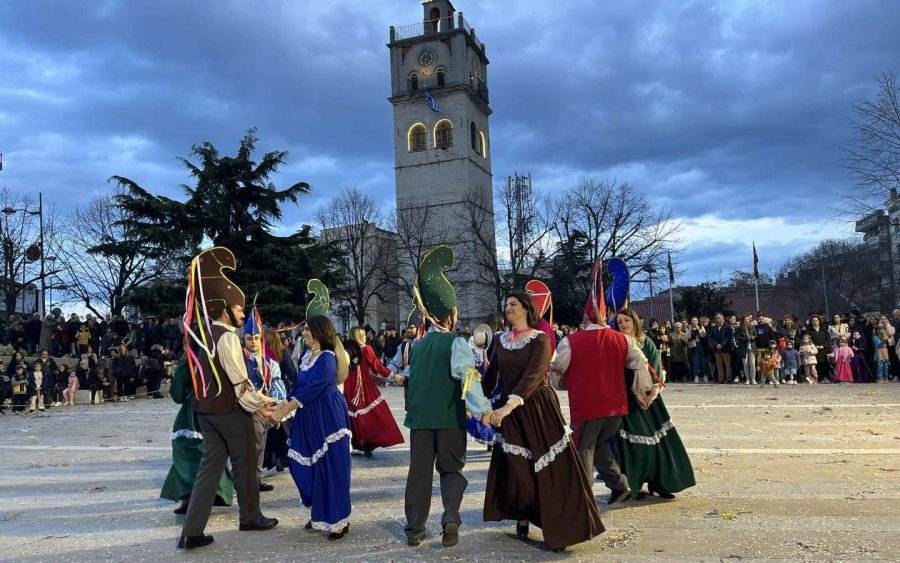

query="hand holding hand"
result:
[392,373,405,385]
[481,412,493,427]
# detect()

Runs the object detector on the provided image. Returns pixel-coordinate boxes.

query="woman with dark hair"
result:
[614,307,695,500]
[342,326,403,457]
[482,290,602,552]
[271,315,352,540]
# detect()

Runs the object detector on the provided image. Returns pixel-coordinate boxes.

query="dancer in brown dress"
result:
[483,290,604,552]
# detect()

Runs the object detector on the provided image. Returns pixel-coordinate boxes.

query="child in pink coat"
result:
[62,368,80,405]
[828,337,855,383]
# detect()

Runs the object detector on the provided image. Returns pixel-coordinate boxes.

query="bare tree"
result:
[843,72,900,215]
[0,188,61,316]
[495,175,558,287]
[777,238,883,315]
[456,187,504,310]
[316,187,396,326]
[387,204,442,311]
[552,178,682,297]
[50,194,165,317]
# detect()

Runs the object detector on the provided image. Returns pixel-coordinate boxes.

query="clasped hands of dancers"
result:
[170,245,695,552]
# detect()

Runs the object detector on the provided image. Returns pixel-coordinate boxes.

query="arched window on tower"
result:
[436,68,445,88]
[408,123,427,152]
[470,122,479,154]
[434,119,453,149]
[408,72,419,92]
[429,8,441,33]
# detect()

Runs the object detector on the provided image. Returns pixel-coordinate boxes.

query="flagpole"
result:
[669,283,675,323]
[754,277,760,313]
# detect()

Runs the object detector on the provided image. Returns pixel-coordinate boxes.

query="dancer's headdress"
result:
[306,279,330,318]
[242,296,270,387]
[583,257,607,324]
[413,245,457,330]
[183,246,246,398]
[605,257,630,314]
[525,279,553,324]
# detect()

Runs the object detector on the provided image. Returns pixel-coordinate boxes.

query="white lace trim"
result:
[348,394,385,418]
[534,426,573,473]
[492,433,533,460]
[300,350,334,372]
[499,330,542,350]
[618,419,676,446]
[170,429,202,441]
[287,428,352,466]
[311,517,349,533]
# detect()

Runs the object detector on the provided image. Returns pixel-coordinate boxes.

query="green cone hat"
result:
[306,279,330,318]
[415,245,456,321]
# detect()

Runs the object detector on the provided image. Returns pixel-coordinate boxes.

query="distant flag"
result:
[753,242,760,280]
[424,90,441,113]
[667,252,675,285]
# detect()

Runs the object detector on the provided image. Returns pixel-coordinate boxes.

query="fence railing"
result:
[391,14,484,53]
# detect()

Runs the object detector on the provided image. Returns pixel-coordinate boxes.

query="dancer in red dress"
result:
[343,326,404,457]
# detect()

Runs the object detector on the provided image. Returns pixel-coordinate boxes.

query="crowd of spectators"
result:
[0,312,180,413]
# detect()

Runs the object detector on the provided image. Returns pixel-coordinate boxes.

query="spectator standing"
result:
[735,315,757,385]
[25,313,42,354]
[708,313,734,383]
[669,322,689,382]
[805,316,832,382]
[828,314,849,346]
[686,317,707,382]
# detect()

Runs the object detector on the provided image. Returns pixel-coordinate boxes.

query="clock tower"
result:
[388,1,497,326]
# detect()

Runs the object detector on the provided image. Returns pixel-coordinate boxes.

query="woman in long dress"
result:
[614,308,696,499]
[343,327,404,457]
[272,315,352,539]
[161,357,234,514]
[483,291,603,552]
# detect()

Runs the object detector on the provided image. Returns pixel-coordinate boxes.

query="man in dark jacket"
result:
[25,313,42,355]
[708,313,734,383]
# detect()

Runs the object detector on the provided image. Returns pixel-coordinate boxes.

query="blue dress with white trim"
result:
[288,350,352,532]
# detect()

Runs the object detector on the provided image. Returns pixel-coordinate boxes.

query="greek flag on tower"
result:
[424,90,441,113]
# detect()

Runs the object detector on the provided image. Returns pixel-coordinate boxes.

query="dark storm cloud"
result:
[0,1,896,282]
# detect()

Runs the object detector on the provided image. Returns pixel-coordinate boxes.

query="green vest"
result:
[404,332,466,430]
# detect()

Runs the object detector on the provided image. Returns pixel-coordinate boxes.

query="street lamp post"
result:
[2,192,43,316]
[46,255,57,311]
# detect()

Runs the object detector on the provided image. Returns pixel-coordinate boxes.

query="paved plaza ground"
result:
[1,382,898,562]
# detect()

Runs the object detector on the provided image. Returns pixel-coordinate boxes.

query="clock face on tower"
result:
[418,48,436,68]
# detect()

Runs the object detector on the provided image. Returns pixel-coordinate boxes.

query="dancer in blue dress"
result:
[271,281,352,540]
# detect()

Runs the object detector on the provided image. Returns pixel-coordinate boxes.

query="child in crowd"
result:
[828,336,855,383]
[768,340,783,384]
[873,327,890,383]
[0,360,7,414]
[781,340,801,385]
[849,330,867,383]
[27,360,46,413]
[800,334,819,384]
[760,348,779,387]
[11,364,28,413]
[63,365,80,405]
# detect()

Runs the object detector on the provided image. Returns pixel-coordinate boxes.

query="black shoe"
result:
[441,522,459,547]
[364,448,373,458]
[258,482,274,492]
[608,488,631,505]
[516,520,529,539]
[173,499,189,515]
[304,519,313,531]
[177,534,214,549]
[239,516,278,531]
[328,524,349,541]
[648,484,675,499]
[213,496,229,507]
[407,536,423,547]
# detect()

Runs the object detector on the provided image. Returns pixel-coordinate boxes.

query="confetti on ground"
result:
[83,486,106,494]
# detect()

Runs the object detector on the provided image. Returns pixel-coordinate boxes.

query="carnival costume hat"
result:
[242,297,270,387]
[583,257,607,325]
[605,257,630,313]
[183,246,246,398]
[306,279,330,318]
[470,323,493,350]
[414,245,457,328]
[304,278,350,385]
[525,279,553,323]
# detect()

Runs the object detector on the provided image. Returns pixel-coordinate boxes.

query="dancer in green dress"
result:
[161,357,234,513]
[613,307,696,499]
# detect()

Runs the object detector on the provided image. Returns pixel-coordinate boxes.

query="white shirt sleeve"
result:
[217,329,267,412]
[550,337,571,374]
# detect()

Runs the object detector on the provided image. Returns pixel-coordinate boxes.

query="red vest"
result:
[565,327,628,422]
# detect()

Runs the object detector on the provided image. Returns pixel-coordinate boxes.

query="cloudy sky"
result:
[1,0,897,288]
